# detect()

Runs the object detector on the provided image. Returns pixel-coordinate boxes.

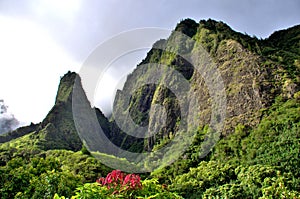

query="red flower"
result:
[96,170,142,194]
[96,177,105,185]
[123,174,142,190]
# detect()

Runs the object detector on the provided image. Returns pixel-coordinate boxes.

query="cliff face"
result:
[0,71,111,152]
[36,72,83,151]
[39,71,112,151]
[111,19,300,151]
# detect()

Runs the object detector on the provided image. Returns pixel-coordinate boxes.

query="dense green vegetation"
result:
[1,96,299,198]
[0,148,111,198]
[167,95,300,198]
[0,19,299,198]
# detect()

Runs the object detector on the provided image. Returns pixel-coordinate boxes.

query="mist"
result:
[0,99,19,135]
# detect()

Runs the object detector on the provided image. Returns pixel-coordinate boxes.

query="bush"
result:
[56,170,183,199]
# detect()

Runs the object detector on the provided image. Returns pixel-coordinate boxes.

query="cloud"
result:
[0,16,79,124]
[94,49,150,115]
[32,0,82,21]
[0,99,19,135]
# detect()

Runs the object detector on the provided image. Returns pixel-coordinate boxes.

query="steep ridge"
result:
[110,19,300,152]
[0,71,111,152]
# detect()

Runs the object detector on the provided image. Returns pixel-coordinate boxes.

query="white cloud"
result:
[32,0,82,24]
[0,16,79,125]
[93,49,150,116]
[95,67,131,115]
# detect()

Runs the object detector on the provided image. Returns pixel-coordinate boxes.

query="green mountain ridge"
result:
[110,18,299,152]
[0,18,299,198]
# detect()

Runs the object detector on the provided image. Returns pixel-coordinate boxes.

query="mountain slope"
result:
[0,71,111,152]
[111,19,300,152]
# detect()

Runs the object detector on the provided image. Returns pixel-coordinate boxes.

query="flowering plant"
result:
[96,170,142,195]
[56,174,182,198]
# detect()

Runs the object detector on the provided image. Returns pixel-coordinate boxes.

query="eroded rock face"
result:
[112,19,299,151]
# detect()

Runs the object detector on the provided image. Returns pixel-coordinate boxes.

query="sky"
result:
[0,0,299,129]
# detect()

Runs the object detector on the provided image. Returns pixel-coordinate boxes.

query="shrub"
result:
[57,170,182,198]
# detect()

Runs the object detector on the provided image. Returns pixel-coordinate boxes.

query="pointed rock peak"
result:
[55,71,79,104]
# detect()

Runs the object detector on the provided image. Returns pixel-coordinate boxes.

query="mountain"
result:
[110,18,300,152]
[0,19,299,198]
[0,71,112,152]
